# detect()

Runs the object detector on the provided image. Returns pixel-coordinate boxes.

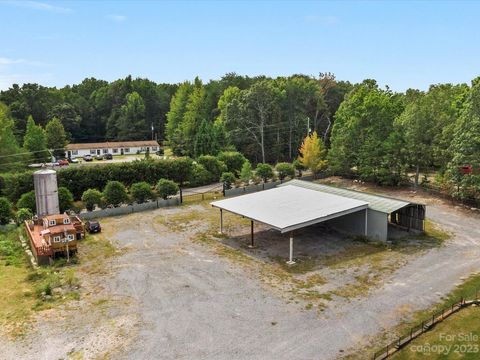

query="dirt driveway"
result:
[1,182,480,360]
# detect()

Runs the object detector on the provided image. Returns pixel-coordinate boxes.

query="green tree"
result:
[328,80,404,183]
[240,160,253,183]
[16,208,33,225]
[448,77,480,200]
[130,182,154,203]
[58,187,74,213]
[197,155,227,182]
[103,181,128,207]
[255,163,274,182]
[156,179,179,200]
[81,189,103,211]
[16,191,36,213]
[194,120,221,157]
[0,197,13,225]
[117,92,147,140]
[298,131,327,176]
[48,103,81,141]
[292,159,305,177]
[217,151,247,176]
[0,102,22,172]
[45,117,68,159]
[220,172,235,190]
[23,116,50,163]
[275,162,295,181]
[165,82,194,155]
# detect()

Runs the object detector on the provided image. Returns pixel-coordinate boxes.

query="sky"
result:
[0,0,479,92]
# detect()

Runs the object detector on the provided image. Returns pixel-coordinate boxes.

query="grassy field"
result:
[393,306,480,359]
[0,226,116,338]
[370,274,480,359]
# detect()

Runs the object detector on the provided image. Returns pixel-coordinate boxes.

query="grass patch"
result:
[0,228,118,337]
[420,219,451,243]
[365,274,480,359]
[392,306,480,359]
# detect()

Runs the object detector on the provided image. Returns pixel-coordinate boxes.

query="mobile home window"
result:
[90,150,96,155]
[113,148,118,154]
[49,220,56,226]
[53,236,61,243]
[124,148,130,153]
[103,149,108,154]
[63,218,70,225]
[152,146,157,151]
[72,150,78,155]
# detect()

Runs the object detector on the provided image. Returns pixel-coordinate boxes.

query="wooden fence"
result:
[372,290,480,359]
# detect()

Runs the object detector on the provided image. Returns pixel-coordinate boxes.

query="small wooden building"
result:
[25,213,85,265]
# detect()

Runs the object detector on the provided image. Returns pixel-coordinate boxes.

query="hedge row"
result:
[0,153,249,203]
[0,157,201,202]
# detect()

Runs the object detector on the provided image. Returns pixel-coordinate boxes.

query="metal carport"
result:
[211,185,369,264]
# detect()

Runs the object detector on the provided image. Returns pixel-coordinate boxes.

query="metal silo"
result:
[33,169,60,216]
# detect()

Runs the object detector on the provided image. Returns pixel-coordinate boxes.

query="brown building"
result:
[25,213,85,265]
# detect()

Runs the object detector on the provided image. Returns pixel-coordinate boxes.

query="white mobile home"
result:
[65,140,159,158]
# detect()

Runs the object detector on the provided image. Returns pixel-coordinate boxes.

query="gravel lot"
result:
[1,182,480,360]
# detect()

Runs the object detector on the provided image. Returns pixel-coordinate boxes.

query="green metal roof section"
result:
[281,179,412,214]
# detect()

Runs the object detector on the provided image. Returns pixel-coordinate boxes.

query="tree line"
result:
[0,73,478,202]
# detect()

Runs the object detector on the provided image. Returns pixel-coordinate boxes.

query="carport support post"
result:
[219,209,223,234]
[287,232,295,265]
[364,208,368,237]
[249,220,254,248]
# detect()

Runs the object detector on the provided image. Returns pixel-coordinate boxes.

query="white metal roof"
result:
[281,180,412,214]
[211,185,368,233]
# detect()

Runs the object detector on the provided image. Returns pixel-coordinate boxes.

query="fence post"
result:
[222,182,225,197]
[179,188,183,203]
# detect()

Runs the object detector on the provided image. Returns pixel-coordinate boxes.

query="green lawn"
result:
[393,306,480,359]
[386,274,480,359]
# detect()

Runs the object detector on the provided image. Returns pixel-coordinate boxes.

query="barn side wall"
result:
[367,209,388,241]
[325,210,367,237]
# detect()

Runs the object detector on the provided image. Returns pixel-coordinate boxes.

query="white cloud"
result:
[0,57,47,67]
[106,14,127,22]
[0,57,26,66]
[305,15,339,26]
[3,1,72,14]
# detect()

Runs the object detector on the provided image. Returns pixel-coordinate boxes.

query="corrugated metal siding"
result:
[282,179,412,214]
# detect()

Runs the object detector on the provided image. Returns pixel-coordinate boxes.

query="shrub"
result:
[0,197,13,225]
[81,189,103,211]
[188,163,211,187]
[197,155,227,182]
[220,172,235,190]
[16,208,33,225]
[156,179,179,200]
[130,182,154,203]
[58,187,74,213]
[255,163,274,182]
[103,181,128,207]
[275,162,295,181]
[217,151,247,176]
[16,190,36,213]
[292,159,305,177]
[240,160,253,184]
